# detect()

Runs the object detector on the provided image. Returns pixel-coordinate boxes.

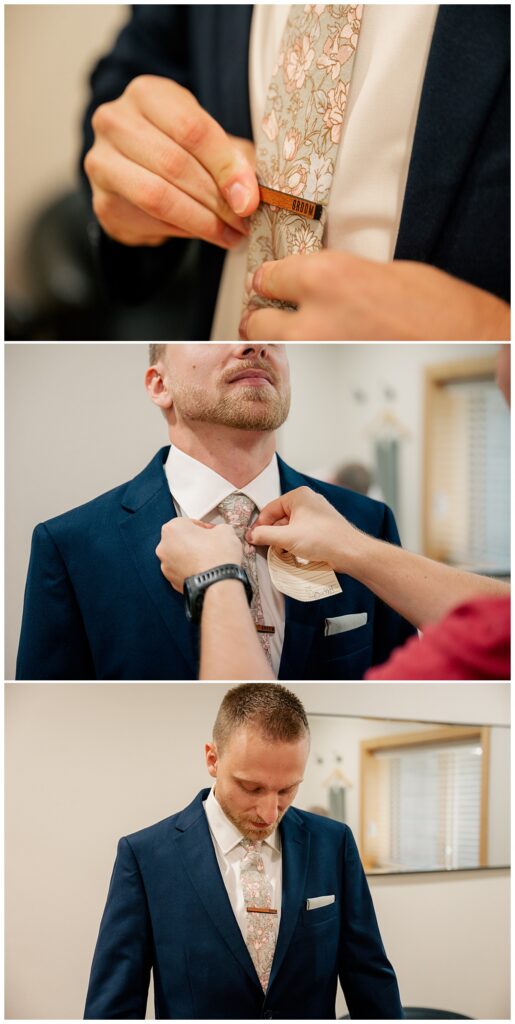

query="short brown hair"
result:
[149,344,166,365]
[213,683,309,752]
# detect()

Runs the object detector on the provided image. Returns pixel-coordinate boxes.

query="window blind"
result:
[427,379,510,573]
[367,740,483,871]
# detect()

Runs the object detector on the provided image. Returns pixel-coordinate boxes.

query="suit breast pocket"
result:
[299,900,339,927]
[317,625,373,680]
[323,622,371,657]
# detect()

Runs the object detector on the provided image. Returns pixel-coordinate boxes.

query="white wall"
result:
[488,727,511,865]
[5,4,129,294]
[368,869,509,1020]
[5,342,500,678]
[282,342,500,547]
[300,715,428,836]
[5,682,509,1020]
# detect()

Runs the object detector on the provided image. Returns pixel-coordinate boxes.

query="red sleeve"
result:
[366,596,510,680]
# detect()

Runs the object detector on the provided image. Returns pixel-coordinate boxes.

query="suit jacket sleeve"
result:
[339,828,403,1020]
[372,503,417,668]
[80,5,192,305]
[84,838,152,1020]
[16,523,95,680]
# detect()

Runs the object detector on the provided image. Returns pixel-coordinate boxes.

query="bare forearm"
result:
[199,580,274,680]
[343,531,510,630]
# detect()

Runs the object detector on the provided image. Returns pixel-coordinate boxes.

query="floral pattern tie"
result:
[244,4,363,311]
[240,838,278,991]
[216,493,272,664]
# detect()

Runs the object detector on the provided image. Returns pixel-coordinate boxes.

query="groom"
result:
[16,344,414,679]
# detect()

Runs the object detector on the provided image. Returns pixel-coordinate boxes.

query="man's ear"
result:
[145,364,173,411]
[205,742,218,779]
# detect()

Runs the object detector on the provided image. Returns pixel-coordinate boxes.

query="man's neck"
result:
[169,422,277,488]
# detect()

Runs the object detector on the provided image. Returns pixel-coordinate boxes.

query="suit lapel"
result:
[395,5,510,262]
[174,794,261,989]
[118,447,197,675]
[268,808,310,989]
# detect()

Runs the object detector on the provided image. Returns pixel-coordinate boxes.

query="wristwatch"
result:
[183,564,253,623]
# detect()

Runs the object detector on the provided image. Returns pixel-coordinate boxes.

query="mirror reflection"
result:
[301,714,510,874]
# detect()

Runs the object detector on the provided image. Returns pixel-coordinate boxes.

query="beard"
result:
[169,362,291,432]
[215,789,285,841]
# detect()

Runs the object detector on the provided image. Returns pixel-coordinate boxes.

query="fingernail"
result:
[226,181,251,215]
[238,309,251,340]
[253,267,263,294]
[222,224,244,248]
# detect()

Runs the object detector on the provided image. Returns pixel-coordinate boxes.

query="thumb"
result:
[248,524,293,549]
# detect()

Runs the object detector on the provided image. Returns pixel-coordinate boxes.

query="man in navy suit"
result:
[84,683,403,1019]
[16,343,414,681]
[81,5,509,340]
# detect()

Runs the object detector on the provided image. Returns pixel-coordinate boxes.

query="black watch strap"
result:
[183,564,253,623]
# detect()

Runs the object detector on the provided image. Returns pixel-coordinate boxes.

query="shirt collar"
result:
[203,786,281,855]
[165,445,281,521]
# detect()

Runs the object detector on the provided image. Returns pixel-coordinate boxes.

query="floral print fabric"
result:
[216,493,272,664]
[244,5,363,310]
[240,838,278,991]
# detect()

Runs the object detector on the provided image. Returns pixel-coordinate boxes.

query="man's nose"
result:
[256,793,279,824]
[234,344,269,360]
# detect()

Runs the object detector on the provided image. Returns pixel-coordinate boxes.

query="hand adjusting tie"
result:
[183,564,253,623]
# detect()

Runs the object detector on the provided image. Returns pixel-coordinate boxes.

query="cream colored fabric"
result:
[210,4,438,340]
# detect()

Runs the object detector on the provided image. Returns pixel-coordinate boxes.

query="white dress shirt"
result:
[203,786,282,938]
[211,3,439,339]
[165,445,285,675]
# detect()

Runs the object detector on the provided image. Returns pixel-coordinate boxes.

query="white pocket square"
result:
[324,612,368,636]
[306,894,335,910]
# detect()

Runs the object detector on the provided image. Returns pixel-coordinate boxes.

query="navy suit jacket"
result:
[16,448,414,681]
[84,790,403,1019]
[81,5,509,338]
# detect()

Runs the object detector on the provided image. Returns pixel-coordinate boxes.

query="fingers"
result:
[95,103,249,237]
[238,256,317,339]
[239,305,297,342]
[250,496,291,530]
[247,524,293,549]
[253,257,313,305]
[127,76,260,217]
[230,135,257,172]
[91,187,192,246]
[87,143,245,250]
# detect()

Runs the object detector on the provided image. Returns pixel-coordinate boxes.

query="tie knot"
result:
[240,836,261,854]
[217,493,257,536]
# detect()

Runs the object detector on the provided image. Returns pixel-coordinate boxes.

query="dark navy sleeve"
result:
[80,5,191,306]
[84,838,152,1020]
[339,828,404,1019]
[16,523,95,680]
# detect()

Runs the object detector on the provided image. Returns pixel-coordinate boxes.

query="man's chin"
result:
[215,386,291,431]
[242,821,278,840]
